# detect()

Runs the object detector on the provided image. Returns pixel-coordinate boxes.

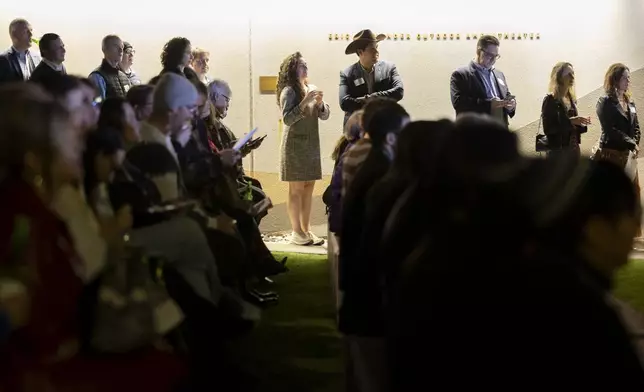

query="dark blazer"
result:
[541,94,587,149]
[450,61,515,123]
[339,60,404,125]
[597,95,641,152]
[0,48,40,84]
[29,61,65,85]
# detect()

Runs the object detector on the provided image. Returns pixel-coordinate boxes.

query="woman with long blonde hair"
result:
[276,52,330,246]
[540,61,590,157]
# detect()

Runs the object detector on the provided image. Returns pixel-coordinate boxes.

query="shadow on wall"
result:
[514,67,644,154]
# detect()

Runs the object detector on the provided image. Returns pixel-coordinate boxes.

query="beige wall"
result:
[3,0,644,175]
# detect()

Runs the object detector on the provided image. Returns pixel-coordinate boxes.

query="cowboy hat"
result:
[345,29,386,55]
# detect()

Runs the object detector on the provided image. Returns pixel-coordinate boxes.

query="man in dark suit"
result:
[29,33,67,84]
[0,18,40,84]
[450,35,516,125]
[339,29,404,126]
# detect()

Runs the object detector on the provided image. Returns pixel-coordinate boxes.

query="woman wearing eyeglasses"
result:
[540,62,590,158]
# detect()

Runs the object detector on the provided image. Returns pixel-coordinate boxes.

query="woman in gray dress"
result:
[277,52,330,246]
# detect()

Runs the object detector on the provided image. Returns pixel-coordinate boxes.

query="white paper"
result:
[233,128,258,151]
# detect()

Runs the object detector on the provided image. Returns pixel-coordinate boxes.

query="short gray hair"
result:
[101,35,122,51]
[9,18,29,37]
[208,79,231,100]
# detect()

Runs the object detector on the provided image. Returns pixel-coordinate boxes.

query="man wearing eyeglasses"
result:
[450,35,516,125]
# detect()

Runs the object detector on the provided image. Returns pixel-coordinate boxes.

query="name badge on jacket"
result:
[630,105,637,114]
[354,78,365,87]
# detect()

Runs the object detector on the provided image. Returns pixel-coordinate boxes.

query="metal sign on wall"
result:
[328,32,540,41]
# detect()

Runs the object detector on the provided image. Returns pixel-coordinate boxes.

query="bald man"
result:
[0,18,40,84]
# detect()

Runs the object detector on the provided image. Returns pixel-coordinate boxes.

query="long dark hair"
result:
[276,52,304,106]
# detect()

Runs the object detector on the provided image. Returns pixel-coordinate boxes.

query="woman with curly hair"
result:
[155,37,199,83]
[276,52,330,246]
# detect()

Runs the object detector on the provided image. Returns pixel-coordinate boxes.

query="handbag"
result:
[91,246,183,353]
[535,116,549,152]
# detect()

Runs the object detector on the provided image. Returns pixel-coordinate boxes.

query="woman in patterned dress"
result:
[277,52,330,246]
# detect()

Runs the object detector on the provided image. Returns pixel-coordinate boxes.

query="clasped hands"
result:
[491,97,516,111]
[299,90,325,111]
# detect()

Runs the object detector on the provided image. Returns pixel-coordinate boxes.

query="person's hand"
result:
[299,91,318,109]
[247,136,265,150]
[491,98,506,109]
[315,91,324,105]
[251,197,273,216]
[115,205,133,232]
[504,98,517,111]
[356,95,369,103]
[219,149,241,167]
[215,213,237,236]
[570,116,591,126]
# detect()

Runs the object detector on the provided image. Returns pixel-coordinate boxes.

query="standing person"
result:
[29,33,67,85]
[88,35,131,100]
[277,51,330,246]
[540,62,590,157]
[450,34,516,125]
[0,18,39,83]
[339,29,404,126]
[594,63,642,240]
[190,48,211,84]
[120,42,141,85]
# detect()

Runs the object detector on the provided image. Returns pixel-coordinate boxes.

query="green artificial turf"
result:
[234,254,644,392]
[615,260,644,312]
[236,252,343,392]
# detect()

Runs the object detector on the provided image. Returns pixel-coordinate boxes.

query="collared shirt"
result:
[42,58,65,73]
[12,46,34,80]
[360,63,376,94]
[472,60,499,99]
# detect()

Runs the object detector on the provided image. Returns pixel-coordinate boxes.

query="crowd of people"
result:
[0,17,644,391]
[0,18,288,392]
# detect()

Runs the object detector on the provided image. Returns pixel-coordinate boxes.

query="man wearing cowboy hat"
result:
[339,29,404,126]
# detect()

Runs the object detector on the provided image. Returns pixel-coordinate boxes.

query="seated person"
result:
[207,79,266,201]
[0,82,188,392]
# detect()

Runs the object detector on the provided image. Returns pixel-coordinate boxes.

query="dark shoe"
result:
[251,289,279,300]
[244,289,279,307]
[261,257,289,277]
